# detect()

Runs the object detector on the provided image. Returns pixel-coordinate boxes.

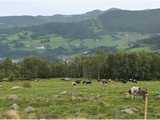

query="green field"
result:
[0,79,160,119]
[0,31,154,58]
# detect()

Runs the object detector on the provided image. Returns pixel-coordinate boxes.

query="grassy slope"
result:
[0,31,156,59]
[0,79,160,119]
[0,32,151,50]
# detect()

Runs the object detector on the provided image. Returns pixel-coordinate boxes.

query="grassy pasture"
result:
[0,79,160,119]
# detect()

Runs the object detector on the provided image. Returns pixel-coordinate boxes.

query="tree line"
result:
[0,51,160,82]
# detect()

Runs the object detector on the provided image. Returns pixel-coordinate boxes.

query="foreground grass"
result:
[0,79,160,119]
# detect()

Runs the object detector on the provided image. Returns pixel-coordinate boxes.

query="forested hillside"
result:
[0,10,102,29]
[0,8,160,58]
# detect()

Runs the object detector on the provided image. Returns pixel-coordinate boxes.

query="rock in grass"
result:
[10,86,22,90]
[25,106,35,113]
[121,108,134,114]
[121,107,138,114]
[10,103,19,110]
[156,95,160,100]
[7,95,19,102]
[54,95,60,98]
[4,110,20,119]
[60,91,67,95]
[71,96,77,100]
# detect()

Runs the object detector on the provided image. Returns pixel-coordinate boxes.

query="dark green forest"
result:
[1,51,160,81]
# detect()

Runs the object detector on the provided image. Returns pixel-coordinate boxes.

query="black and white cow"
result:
[72,80,81,86]
[82,80,92,85]
[129,79,138,83]
[75,80,81,84]
[72,82,77,86]
[128,86,148,100]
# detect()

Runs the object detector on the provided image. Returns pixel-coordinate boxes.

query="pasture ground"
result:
[0,79,160,119]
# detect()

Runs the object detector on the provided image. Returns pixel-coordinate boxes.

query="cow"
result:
[108,79,112,82]
[72,82,77,86]
[75,80,81,84]
[121,79,137,84]
[82,80,92,85]
[61,77,71,81]
[121,79,128,84]
[132,79,138,83]
[129,79,138,84]
[97,79,101,82]
[128,86,148,100]
[100,79,108,86]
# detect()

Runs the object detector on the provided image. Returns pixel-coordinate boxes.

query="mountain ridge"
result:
[0,8,160,58]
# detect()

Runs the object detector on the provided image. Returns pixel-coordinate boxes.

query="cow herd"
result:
[70,78,148,100]
[72,79,112,86]
[72,80,92,86]
[121,79,138,84]
[72,78,138,86]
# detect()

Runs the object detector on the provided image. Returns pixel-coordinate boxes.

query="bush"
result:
[22,82,32,88]
[8,73,16,81]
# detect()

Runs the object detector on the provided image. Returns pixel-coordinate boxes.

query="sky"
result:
[0,0,160,16]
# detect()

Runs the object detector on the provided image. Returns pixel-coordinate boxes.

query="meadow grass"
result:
[0,79,160,119]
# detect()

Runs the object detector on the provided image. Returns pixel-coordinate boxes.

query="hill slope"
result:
[0,8,160,58]
[0,10,103,29]
[99,9,160,33]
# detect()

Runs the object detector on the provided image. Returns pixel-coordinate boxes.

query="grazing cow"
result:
[108,79,112,82]
[82,80,92,85]
[97,79,101,82]
[122,79,128,84]
[61,77,71,81]
[72,82,77,86]
[100,79,108,86]
[75,80,81,84]
[128,86,148,100]
[132,79,138,83]
[97,78,111,83]
[129,79,138,83]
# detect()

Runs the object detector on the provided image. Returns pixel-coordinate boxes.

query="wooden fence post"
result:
[144,94,149,120]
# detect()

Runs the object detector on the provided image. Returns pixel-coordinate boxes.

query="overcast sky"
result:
[0,0,160,16]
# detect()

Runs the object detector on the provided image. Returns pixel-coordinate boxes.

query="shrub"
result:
[8,73,16,81]
[22,82,32,88]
